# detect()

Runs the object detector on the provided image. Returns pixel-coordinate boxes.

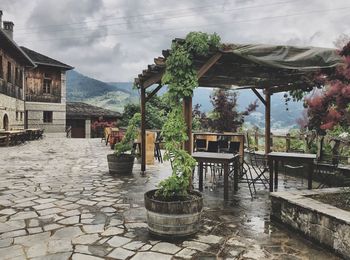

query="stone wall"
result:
[270,188,350,260]
[25,101,65,133]
[0,93,24,130]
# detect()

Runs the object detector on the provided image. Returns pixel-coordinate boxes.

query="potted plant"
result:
[144,32,221,237]
[107,113,141,175]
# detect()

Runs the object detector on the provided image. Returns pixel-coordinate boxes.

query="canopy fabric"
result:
[226,44,343,71]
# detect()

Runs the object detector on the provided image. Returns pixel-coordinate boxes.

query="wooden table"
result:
[192,152,240,200]
[268,152,317,192]
[25,128,41,140]
[0,130,26,146]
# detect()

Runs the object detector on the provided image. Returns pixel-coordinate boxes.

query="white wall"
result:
[0,93,25,130]
[25,102,66,133]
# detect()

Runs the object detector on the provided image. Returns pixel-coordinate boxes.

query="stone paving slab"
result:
[0,137,341,259]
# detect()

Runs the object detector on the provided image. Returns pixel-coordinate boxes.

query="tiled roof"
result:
[20,46,73,70]
[66,102,122,119]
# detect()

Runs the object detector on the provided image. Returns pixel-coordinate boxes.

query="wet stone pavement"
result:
[0,136,341,260]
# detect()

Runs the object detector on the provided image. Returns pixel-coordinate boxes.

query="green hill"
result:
[66,70,138,112]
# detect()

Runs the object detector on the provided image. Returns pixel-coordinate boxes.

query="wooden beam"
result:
[251,88,266,106]
[183,96,193,154]
[197,53,222,79]
[145,84,163,102]
[141,87,146,173]
[142,70,164,89]
[265,89,271,155]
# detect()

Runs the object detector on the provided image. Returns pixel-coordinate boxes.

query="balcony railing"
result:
[25,94,61,103]
[0,79,23,100]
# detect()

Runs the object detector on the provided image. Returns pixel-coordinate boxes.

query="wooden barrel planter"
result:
[107,154,135,175]
[144,189,203,238]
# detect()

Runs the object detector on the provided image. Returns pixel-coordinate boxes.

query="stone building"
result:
[21,47,73,133]
[0,11,73,134]
[0,12,36,130]
[66,102,121,138]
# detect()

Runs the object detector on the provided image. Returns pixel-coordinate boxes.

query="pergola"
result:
[135,38,343,173]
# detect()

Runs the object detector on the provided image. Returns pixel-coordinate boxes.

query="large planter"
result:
[144,189,203,238]
[107,154,135,175]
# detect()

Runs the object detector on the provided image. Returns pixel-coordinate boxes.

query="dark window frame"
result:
[43,78,52,94]
[0,55,3,79]
[7,61,11,83]
[43,111,53,123]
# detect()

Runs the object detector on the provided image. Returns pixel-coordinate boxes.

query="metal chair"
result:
[228,141,240,154]
[246,148,269,189]
[207,141,219,153]
[195,139,207,152]
[283,149,305,186]
[315,154,340,188]
[218,139,228,153]
[154,132,163,163]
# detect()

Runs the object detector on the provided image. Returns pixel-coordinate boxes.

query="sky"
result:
[1,0,349,82]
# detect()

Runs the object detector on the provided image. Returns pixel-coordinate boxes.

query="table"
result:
[25,129,41,140]
[0,130,26,146]
[192,152,240,200]
[268,152,317,192]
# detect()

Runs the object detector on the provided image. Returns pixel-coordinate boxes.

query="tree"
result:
[305,41,350,135]
[120,94,171,129]
[209,89,258,132]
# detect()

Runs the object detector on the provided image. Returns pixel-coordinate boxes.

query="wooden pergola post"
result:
[141,86,146,173]
[265,89,271,154]
[183,96,192,154]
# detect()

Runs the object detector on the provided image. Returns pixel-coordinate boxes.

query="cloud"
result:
[26,0,106,47]
[1,0,349,81]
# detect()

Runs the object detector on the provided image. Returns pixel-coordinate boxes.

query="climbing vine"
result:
[156,32,221,200]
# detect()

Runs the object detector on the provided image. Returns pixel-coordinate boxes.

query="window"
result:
[43,79,51,94]
[7,62,11,83]
[43,111,53,123]
[20,112,23,121]
[15,67,18,86]
[0,56,3,78]
[16,111,19,121]
[19,70,23,87]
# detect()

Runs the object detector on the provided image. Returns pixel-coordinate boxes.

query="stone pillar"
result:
[85,119,91,138]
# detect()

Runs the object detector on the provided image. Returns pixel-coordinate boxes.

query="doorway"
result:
[3,114,9,131]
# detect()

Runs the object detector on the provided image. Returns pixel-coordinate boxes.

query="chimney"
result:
[3,21,14,39]
[0,11,2,29]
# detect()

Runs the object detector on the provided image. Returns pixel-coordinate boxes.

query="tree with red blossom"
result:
[209,89,258,132]
[305,40,350,135]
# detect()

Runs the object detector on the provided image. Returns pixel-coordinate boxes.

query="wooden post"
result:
[286,133,291,152]
[183,96,193,154]
[317,135,324,161]
[254,130,259,151]
[265,89,271,154]
[141,86,146,173]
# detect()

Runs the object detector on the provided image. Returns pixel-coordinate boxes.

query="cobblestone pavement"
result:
[0,136,341,259]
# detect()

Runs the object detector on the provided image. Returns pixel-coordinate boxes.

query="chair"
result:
[218,140,228,153]
[207,141,219,153]
[228,141,240,154]
[201,141,219,189]
[154,132,163,163]
[245,148,269,190]
[195,139,207,152]
[283,149,305,185]
[315,154,340,188]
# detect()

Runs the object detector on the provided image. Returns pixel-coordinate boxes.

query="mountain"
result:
[66,70,304,129]
[66,71,138,113]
